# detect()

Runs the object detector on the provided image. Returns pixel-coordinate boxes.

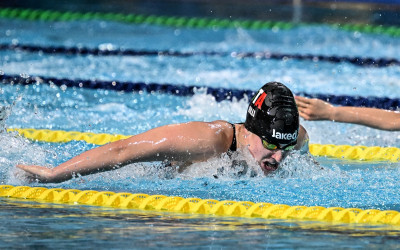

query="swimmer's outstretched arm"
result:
[17,121,233,183]
[295,96,400,131]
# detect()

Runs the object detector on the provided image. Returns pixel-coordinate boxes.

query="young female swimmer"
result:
[17,82,310,183]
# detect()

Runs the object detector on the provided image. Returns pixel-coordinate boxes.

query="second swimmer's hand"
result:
[295,96,334,121]
[16,164,56,183]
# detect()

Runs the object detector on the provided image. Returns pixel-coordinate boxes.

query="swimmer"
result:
[17,82,310,183]
[295,96,400,131]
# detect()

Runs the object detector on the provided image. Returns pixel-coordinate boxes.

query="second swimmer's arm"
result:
[295,96,400,131]
[329,106,400,131]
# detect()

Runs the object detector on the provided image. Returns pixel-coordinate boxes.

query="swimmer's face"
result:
[245,131,288,174]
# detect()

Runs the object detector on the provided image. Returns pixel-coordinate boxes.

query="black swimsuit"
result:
[229,123,237,152]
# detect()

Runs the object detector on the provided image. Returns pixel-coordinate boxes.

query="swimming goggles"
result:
[261,138,296,151]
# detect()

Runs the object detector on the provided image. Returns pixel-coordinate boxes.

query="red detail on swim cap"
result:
[254,92,267,109]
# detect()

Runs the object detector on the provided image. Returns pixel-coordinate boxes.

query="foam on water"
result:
[0,133,46,185]
[174,88,249,122]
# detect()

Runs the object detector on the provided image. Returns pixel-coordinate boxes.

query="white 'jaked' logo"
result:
[272,129,297,140]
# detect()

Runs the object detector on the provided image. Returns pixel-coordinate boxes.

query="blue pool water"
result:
[0,16,400,248]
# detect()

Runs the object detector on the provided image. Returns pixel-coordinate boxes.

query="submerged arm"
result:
[17,121,233,183]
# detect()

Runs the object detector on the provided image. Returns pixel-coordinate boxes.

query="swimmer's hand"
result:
[16,164,56,183]
[295,96,334,121]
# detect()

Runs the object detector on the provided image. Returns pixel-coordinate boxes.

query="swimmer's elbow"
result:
[108,140,136,165]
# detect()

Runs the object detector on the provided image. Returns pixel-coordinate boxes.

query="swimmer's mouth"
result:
[260,161,278,172]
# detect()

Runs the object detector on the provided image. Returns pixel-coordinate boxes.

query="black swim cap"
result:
[244,82,299,148]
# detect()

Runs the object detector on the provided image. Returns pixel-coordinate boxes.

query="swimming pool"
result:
[0,6,400,249]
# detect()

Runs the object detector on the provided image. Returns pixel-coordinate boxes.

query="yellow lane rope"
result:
[1,185,399,226]
[7,128,400,162]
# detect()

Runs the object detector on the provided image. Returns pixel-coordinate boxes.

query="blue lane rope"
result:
[1,74,399,110]
[1,43,399,68]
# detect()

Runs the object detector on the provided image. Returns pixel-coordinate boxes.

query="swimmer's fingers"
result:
[16,164,54,183]
[295,96,313,120]
[298,109,312,120]
[296,96,334,121]
[294,96,311,108]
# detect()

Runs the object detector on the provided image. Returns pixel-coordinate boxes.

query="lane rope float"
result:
[0,8,294,30]
[1,185,399,226]
[1,7,400,37]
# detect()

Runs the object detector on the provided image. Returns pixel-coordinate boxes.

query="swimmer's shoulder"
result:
[296,124,309,154]
[208,120,238,151]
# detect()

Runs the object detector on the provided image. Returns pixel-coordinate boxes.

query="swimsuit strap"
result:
[229,123,237,152]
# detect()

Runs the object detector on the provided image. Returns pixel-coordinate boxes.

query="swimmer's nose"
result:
[271,150,283,162]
